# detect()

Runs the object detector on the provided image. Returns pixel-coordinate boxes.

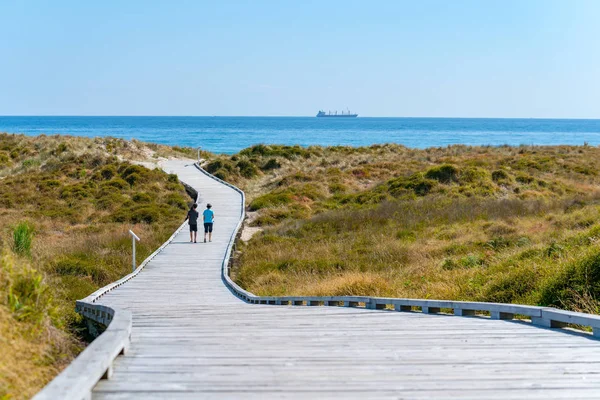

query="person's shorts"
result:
[204,222,213,233]
[189,224,198,232]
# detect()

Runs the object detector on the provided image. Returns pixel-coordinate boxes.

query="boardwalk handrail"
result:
[194,164,600,338]
[34,199,195,400]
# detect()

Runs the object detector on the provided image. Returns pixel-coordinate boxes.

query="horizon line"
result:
[2,115,600,121]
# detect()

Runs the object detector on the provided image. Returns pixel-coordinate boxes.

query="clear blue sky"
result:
[1,0,599,117]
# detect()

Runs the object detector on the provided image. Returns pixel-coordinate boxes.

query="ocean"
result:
[1,116,599,155]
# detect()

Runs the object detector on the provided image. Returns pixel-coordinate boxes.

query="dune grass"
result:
[0,133,195,399]
[227,144,600,315]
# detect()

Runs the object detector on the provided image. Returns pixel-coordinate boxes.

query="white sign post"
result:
[129,230,141,272]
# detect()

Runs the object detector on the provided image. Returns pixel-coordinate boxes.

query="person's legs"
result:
[208,223,213,242]
[190,224,198,243]
[204,223,208,243]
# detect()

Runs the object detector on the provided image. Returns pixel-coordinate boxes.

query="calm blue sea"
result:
[1,116,599,154]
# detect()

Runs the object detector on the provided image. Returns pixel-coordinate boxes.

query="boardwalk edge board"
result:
[35,161,600,400]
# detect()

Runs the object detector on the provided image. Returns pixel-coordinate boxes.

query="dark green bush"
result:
[249,192,293,210]
[52,254,109,283]
[99,165,117,180]
[132,192,153,203]
[60,184,89,200]
[130,206,161,224]
[124,172,143,186]
[425,164,459,183]
[482,268,539,303]
[206,160,225,173]
[103,178,129,190]
[167,174,179,183]
[492,169,512,184]
[388,173,437,197]
[539,251,600,310]
[262,158,281,171]
[164,193,188,210]
[237,160,259,178]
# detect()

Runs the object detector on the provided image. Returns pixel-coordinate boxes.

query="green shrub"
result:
[60,184,89,199]
[164,193,188,210]
[482,267,539,303]
[103,178,129,190]
[328,183,347,194]
[249,192,293,210]
[96,192,126,210]
[132,192,153,203]
[262,158,281,171]
[5,257,54,324]
[98,165,117,180]
[52,254,109,283]
[237,160,259,178]
[491,169,512,184]
[206,160,226,174]
[388,173,437,197]
[460,167,489,183]
[460,254,485,267]
[240,144,311,159]
[213,170,228,180]
[38,179,61,191]
[124,172,143,186]
[539,251,600,310]
[516,173,534,184]
[130,206,161,224]
[13,222,34,256]
[442,258,459,270]
[425,164,459,183]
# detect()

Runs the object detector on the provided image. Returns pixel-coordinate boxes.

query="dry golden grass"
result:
[230,144,600,315]
[0,134,196,397]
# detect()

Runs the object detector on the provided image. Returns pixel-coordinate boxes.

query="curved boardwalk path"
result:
[93,160,600,400]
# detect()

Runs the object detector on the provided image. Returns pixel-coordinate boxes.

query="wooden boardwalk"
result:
[92,160,600,400]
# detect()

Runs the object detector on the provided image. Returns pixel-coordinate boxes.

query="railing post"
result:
[197,147,202,163]
[129,230,140,272]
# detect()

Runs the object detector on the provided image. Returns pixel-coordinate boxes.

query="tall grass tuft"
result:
[13,222,34,257]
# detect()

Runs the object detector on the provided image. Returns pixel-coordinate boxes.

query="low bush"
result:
[249,192,293,211]
[3,251,56,325]
[262,158,281,171]
[425,164,459,183]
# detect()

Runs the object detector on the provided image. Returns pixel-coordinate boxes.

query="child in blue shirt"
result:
[203,203,215,243]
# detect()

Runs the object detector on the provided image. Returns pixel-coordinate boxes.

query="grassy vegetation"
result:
[0,133,195,399]
[3,135,600,396]
[226,144,600,316]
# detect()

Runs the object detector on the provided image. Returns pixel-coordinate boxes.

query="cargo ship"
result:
[316,110,358,118]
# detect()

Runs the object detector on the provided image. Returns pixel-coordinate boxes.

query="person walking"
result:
[203,203,215,243]
[185,203,199,243]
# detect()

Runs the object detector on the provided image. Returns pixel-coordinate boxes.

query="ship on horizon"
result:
[316,109,358,118]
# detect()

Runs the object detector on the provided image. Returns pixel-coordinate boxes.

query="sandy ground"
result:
[241,211,262,242]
